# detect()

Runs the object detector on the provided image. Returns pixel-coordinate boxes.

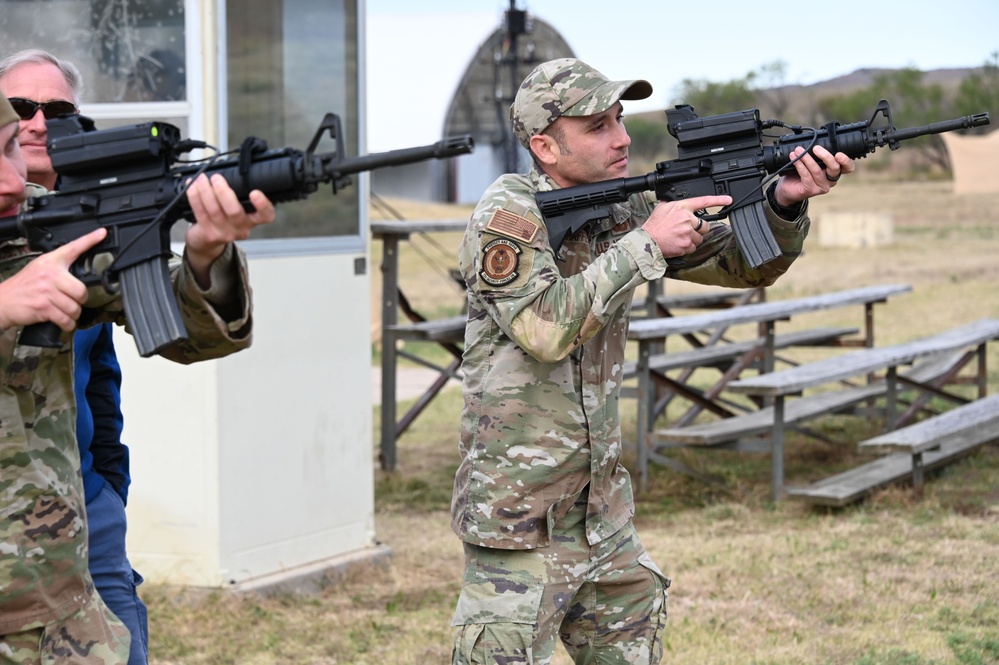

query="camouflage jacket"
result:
[0,237,254,634]
[450,166,809,550]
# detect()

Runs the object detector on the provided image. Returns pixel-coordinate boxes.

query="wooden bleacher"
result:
[655,319,999,501]
[371,221,995,505]
[625,284,912,492]
[785,394,999,506]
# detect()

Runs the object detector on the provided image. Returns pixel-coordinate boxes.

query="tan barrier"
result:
[941,131,999,194]
[816,213,894,249]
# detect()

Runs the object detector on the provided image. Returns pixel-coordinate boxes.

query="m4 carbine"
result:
[0,113,473,357]
[535,100,989,267]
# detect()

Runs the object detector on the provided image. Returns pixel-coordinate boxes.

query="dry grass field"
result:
[145,178,999,664]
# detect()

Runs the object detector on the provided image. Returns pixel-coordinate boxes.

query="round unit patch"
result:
[480,237,522,286]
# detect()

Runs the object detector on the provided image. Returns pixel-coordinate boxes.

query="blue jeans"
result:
[88,483,149,665]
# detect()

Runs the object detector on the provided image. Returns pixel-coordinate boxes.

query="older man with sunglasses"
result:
[0,52,79,192]
[0,48,276,663]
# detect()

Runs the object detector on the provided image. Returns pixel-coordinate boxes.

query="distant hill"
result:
[784,67,973,114]
[627,67,983,177]
[634,67,978,124]
[795,66,973,94]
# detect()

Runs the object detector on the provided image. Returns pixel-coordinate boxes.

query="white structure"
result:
[0,0,384,590]
[114,248,378,590]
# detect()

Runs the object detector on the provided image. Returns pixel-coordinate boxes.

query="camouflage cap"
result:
[510,58,652,149]
[0,96,17,129]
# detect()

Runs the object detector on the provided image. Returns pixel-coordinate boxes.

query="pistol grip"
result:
[19,322,66,349]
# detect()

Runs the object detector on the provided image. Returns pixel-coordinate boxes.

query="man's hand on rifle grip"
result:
[643,194,730,260]
[0,227,107,331]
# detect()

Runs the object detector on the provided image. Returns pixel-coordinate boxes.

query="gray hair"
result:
[0,49,84,105]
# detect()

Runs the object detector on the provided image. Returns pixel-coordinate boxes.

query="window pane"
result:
[0,0,187,104]
[226,0,360,239]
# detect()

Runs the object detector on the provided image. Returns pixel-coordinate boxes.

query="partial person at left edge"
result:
[0,49,150,665]
[0,78,276,664]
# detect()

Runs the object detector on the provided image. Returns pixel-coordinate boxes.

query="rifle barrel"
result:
[332,135,474,177]
[891,112,990,142]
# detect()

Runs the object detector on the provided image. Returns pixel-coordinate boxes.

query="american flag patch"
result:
[485,208,538,243]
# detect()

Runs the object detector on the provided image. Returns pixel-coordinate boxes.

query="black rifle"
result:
[535,100,989,267]
[0,113,473,357]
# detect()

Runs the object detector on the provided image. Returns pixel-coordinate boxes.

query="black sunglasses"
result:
[8,97,78,120]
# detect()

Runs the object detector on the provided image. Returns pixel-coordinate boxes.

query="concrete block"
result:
[817,212,894,248]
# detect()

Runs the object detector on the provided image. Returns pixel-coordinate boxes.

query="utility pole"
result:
[496,0,531,173]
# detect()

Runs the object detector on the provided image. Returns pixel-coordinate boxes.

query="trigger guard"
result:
[101,271,120,295]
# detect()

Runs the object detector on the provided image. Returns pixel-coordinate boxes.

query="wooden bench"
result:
[627,284,911,346]
[784,435,995,507]
[657,289,755,310]
[656,353,962,447]
[622,326,859,424]
[786,395,999,505]
[623,327,858,378]
[372,219,468,471]
[644,287,764,317]
[379,314,466,469]
[656,318,999,500]
[851,393,999,499]
[386,315,466,344]
[626,283,912,492]
[632,285,765,320]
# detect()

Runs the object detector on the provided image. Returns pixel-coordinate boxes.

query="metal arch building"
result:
[442,12,575,203]
[369,10,575,205]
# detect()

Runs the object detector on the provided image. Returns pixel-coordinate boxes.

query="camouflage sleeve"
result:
[460,193,666,364]
[665,190,810,289]
[162,243,252,363]
[82,243,253,363]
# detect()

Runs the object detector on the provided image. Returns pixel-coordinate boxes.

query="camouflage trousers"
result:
[451,501,670,664]
[0,584,130,665]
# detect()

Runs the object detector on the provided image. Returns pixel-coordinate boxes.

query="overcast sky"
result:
[365,0,998,151]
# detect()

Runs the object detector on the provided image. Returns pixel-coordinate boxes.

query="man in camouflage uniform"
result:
[2,48,158,665]
[0,93,276,663]
[450,58,855,664]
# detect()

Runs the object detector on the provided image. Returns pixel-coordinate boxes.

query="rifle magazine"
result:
[121,257,188,357]
[730,202,781,268]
